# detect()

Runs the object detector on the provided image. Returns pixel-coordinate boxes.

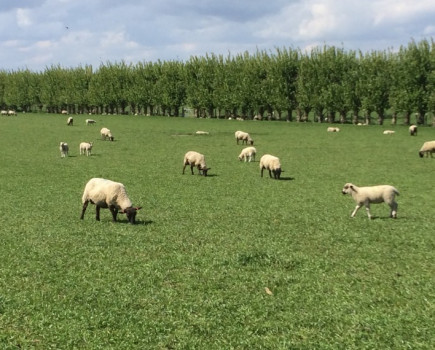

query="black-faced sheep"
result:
[409,125,417,136]
[341,183,399,219]
[235,130,254,145]
[59,142,69,158]
[182,151,210,176]
[80,178,142,224]
[238,146,256,162]
[79,142,93,156]
[86,119,96,125]
[383,130,395,135]
[419,141,435,158]
[259,154,282,179]
[327,127,340,132]
[61,110,69,115]
[100,127,114,141]
[67,116,73,126]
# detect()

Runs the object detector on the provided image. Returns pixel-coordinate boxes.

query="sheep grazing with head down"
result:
[79,142,93,156]
[327,127,340,132]
[80,178,142,224]
[182,151,210,176]
[383,130,395,135]
[260,154,282,179]
[100,127,114,141]
[86,119,96,125]
[59,142,69,158]
[418,140,435,158]
[235,130,254,145]
[409,125,417,136]
[238,146,257,162]
[341,183,399,219]
[67,116,73,126]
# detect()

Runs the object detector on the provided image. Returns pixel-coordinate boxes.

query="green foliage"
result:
[0,114,434,348]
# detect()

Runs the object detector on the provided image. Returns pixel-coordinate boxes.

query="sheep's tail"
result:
[393,187,400,196]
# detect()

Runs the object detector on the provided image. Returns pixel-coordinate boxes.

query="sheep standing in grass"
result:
[61,110,69,115]
[259,154,282,179]
[238,146,257,162]
[80,178,142,224]
[418,141,435,158]
[341,183,399,219]
[100,127,114,141]
[86,119,96,125]
[182,151,210,176]
[327,127,340,132]
[235,130,254,145]
[409,125,418,136]
[79,142,93,156]
[383,130,395,135]
[59,142,69,158]
[67,116,73,126]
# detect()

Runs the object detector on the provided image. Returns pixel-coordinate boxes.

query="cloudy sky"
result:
[1,0,435,71]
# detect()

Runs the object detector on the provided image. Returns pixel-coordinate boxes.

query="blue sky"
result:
[1,0,434,71]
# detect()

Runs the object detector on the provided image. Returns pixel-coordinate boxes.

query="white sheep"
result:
[7,110,17,116]
[238,146,257,162]
[61,110,69,115]
[409,125,417,136]
[341,183,399,219]
[0,110,7,115]
[59,142,69,158]
[383,130,395,135]
[418,141,435,158]
[235,130,254,145]
[327,127,340,132]
[86,119,96,125]
[80,177,142,224]
[79,142,93,156]
[259,154,282,179]
[67,116,73,126]
[195,130,209,135]
[182,151,210,176]
[100,127,114,141]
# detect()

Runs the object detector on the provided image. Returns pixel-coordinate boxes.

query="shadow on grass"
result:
[279,176,294,181]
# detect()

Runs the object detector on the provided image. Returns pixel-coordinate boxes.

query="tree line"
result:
[1,38,435,125]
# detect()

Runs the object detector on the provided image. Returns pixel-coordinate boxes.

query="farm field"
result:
[0,114,434,349]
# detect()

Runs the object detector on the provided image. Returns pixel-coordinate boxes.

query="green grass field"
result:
[0,114,434,349]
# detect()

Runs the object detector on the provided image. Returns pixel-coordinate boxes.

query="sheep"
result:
[59,142,69,158]
[86,119,96,125]
[418,141,435,158]
[67,116,73,126]
[79,142,93,156]
[61,110,69,115]
[259,154,282,179]
[341,183,399,219]
[383,130,395,135]
[182,151,210,176]
[195,130,209,135]
[235,130,254,145]
[0,110,7,115]
[100,127,114,141]
[7,110,17,116]
[80,177,142,224]
[327,127,340,132]
[409,125,417,136]
[238,146,257,162]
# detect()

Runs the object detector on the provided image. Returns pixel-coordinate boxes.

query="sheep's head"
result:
[419,151,424,158]
[273,168,281,179]
[121,206,142,224]
[199,167,211,176]
[342,183,356,195]
[249,139,254,145]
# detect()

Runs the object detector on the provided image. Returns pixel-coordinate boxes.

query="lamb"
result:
[86,119,96,125]
[79,142,93,156]
[235,130,254,145]
[238,146,257,162]
[80,177,142,224]
[59,142,69,158]
[341,183,399,219]
[418,141,435,158]
[182,151,210,176]
[259,154,282,179]
[67,116,73,126]
[100,127,114,141]
[383,130,395,135]
[409,125,417,136]
[327,127,340,132]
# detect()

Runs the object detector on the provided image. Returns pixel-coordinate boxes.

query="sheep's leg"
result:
[95,206,101,221]
[182,164,186,174]
[268,169,273,178]
[364,203,373,219]
[109,206,118,222]
[80,201,89,219]
[190,164,195,175]
[261,167,264,177]
[390,202,398,218]
[351,204,362,217]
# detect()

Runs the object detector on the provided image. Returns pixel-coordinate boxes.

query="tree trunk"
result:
[403,111,410,125]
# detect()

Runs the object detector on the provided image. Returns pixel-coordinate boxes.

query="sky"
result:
[1,0,435,72]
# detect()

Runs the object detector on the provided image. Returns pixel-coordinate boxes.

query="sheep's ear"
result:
[350,185,357,192]
[135,206,142,210]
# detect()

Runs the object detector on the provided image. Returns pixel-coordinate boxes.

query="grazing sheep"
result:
[383,130,395,135]
[418,141,435,158]
[80,177,142,224]
[409,125,417,136]
[67,116,73,126]
[327,127,340,132]
[100,127,114,141]
[79,142,93,156]
[61,110,69,115]
[59,142,69,158]
[235,130,254,145]
[0,110,7,115]
[259,154,282,179]
[86,119,96,125]
[182,151,210,176]
[341,183,399,219]
[7,110,17,116]
[195,130,209,135]
[238,146,257,162]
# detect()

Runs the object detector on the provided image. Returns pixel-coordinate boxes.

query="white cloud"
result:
[16,8,32,27]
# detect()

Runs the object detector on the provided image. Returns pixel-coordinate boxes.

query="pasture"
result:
[0,114,434,349]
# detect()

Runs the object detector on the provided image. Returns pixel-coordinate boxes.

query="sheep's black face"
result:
[123,207,142,224]
[419,151,424,158]
[274,169,281,179]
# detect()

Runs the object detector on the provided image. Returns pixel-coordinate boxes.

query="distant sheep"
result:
[195,130,209,135]
[235,130,254,145]
[86,119,96,125]
[182,151,210,176]
[100,127,114,141]
[59,142,69,158]
[67,116,73,126]
[260,154,282,179]
[0,110,7,115]
[61,110,68,115]
[238,146,257,162]
[79,142,93,156]
[7,110,17,116]
[418,141,435,158]
[327,127,340,132]
[383,130,395,135]
[341,183,399,219]
[80,177,142,224]
[409,125,417,136]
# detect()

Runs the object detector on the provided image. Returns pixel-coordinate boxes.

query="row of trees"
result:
[1,39,435,125]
